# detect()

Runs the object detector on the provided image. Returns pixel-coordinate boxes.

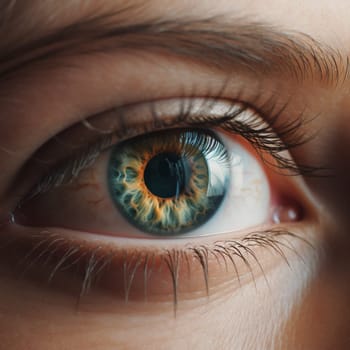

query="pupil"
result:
[144,152,190,198]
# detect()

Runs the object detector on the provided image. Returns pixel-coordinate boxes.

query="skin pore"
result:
[0,1,350,349]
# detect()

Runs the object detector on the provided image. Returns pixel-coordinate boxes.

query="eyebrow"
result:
[0,11,349,86]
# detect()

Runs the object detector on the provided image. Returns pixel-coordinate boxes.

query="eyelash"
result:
[12,227,308,312]
[10,93,315,309]
[21,95,319,203]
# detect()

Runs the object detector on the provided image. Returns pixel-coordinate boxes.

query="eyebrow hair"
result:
[0,11,349,86]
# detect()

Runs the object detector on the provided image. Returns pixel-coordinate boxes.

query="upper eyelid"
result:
[0,54,323,218]
[17,96,319,207]
[0,31,335,204]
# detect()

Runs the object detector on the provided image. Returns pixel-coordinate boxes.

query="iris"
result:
[108,129,230,236]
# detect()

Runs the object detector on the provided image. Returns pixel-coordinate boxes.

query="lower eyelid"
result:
[1,223,309,309]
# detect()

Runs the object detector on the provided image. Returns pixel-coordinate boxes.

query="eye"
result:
[108,128,269,237]
[17,127,270,238]
[11,98,306,305]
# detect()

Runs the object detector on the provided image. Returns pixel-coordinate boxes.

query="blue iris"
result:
[108,129,230,236]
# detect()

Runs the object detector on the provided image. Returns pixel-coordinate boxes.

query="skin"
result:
[0,1,350,349]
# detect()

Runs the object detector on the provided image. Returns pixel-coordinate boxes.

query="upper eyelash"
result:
[20,95,322,204]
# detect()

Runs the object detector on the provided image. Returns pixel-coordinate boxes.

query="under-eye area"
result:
[0,225,310,312]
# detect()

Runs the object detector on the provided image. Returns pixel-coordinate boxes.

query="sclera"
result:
[187,133,271,237]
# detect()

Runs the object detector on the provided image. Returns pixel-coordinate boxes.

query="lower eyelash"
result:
[5,227,311,313]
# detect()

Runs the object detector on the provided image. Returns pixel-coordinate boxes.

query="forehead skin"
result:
[0,1,350,350]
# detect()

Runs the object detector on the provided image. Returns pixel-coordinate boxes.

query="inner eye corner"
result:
[267,162,314,229]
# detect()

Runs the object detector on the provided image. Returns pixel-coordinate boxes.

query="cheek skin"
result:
[0,231,315,350]
[281,270,350,350]
[280,222,350,349]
